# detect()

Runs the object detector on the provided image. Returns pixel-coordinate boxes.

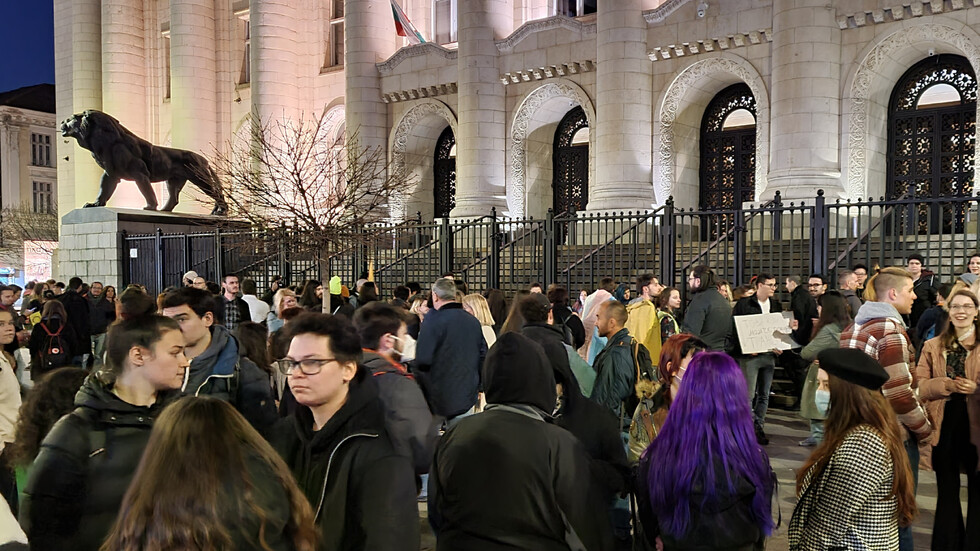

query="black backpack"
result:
[39,321,70,371]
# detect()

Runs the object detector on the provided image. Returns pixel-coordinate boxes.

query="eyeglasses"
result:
[276,358,339,376]
[949,304,977,312]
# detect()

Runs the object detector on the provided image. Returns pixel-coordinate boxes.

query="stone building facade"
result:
[0,84,58,283]
[54,0,980,224]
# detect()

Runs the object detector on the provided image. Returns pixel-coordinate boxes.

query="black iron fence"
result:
[121,190,980,298]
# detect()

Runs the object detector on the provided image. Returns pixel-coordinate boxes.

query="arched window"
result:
[888,54,976,232]
[553,106,589,213]
[434,126,456,218]
[699,83,757,211]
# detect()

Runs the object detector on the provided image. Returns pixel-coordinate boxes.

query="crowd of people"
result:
[0,252,972,549]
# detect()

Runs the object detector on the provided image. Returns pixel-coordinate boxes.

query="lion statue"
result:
[61,110,227,215]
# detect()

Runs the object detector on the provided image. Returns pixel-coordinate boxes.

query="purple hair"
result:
[642,351,774,539]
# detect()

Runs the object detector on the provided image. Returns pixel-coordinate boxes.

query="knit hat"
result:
[959,273,979,286]
[182,270,198,282]
[329,276,342,295]
[817,348,889,390]
[483,332,556,413]
[907,252,925,264]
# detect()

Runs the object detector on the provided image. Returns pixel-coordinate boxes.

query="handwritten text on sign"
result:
[734,312,800,355]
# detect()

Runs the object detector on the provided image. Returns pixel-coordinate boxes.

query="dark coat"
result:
[412,302,487,418]
[28,317,83,378]
[732,295,783,356]
[20,375,178,551]
[636,451,770,551]
[789,286,818,347]
[56,290,92,356]
[553,305,586,350]
[270,368,420,551]
[220,295,251,329]
[184,324,277,437]
[681,288,733,351]
[429,405,614,551]
[910,271,941,336]
[524,324,630,499]
[87,295,115,335]
[361,350,441,475]
[591,327,636,420]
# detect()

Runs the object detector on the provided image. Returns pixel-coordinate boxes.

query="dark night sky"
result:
[0,2,55,94]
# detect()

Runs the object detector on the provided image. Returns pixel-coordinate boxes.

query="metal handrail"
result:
[560,207,664,274]
[826,189,915,272]
[678,196,779,275]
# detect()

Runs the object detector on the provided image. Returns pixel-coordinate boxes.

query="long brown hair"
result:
[938,289,980,352]
[812,291,852,339]
[796,375,917,527]
[101,396,317,551]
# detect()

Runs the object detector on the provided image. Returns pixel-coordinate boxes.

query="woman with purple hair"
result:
[636,351,776,550]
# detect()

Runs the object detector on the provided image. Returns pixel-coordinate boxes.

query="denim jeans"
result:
[91,333,107,367]
[810,420,825,443]
[740,354,775,429]
[898,434,919,551]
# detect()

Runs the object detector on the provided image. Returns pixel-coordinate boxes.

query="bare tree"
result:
[0,201,59,256]
[207,111,415,310]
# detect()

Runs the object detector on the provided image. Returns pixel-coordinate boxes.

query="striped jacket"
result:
[839,301,932,441]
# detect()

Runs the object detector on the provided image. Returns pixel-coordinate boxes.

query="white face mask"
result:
[393,335,416,363]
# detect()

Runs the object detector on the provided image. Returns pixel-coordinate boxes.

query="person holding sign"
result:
[733,274,798,446]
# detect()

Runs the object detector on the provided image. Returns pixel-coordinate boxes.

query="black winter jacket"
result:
[681,288,733,351]
[429,403,614,551]
[524,324,630,499]
[28,317,83,377]
[184,324,278,436]
[636,451,771,551]
[732,295,783,356]
[910,271,941,337]
[413,302,487,418]
[789,286,818,347]
[57,290,92,356]
[87,295,115,335]
[20,375,178,551]
[270,367,420,551]
[553,305,586,350]
[361,350,441,474]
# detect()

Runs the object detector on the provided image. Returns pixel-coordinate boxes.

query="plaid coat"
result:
[789,426,899,550]
[839,304,933,442]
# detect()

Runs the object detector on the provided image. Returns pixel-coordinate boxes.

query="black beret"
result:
[817,348,889,390]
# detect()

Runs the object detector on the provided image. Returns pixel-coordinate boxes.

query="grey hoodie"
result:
[854,301,906,327]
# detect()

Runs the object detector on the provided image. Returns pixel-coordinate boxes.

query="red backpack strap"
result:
[41,321,63,337]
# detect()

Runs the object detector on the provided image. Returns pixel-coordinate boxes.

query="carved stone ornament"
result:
[389,100,458,221]
[643,0,692,24]
[510,80,596,218]
[377,42,458,76]
[496,15,597,54]
[657,56,770,201]
[846,23,980,199]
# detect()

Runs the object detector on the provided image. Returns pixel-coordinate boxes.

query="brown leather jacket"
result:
[916,336,980,471]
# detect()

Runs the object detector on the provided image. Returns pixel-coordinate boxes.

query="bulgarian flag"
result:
[391,0,426,44]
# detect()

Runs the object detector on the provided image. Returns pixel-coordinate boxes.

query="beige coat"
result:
[915,337,980,472]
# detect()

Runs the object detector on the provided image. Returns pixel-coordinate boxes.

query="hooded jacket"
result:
[591,327,637,420]
[413,302,487,418]
[910,270,941,330]
[625,300,662,369]
[361,350,440,474]
[428,333,614,551]
[840,301,932,442]
[184,324,277,436]
[270,367,420,551]
[20,374,178,551]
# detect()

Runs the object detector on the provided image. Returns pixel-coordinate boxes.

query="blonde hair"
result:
[462,293,495,327]
[272,288,297,316]
[864,266,913,302]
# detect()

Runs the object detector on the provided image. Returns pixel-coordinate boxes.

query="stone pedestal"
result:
[57,207,236,287]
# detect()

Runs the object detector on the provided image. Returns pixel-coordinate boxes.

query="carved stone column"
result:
[590,0,653,210]
[767,0,843,199]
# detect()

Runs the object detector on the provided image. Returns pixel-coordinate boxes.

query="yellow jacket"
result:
[625,300,662,367]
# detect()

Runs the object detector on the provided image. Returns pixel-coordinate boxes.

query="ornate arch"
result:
[845,23,980,199]
[656,55,769,202]
[322,104,346,142]
[510,80,596,218]
[388,99,458,220]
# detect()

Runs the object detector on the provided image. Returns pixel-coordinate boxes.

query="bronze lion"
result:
[61,110,227,215]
